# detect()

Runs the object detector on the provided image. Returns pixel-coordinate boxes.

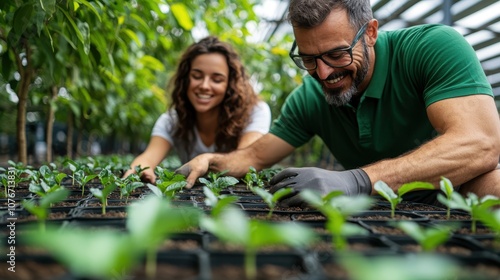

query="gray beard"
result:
[320,43,370,107]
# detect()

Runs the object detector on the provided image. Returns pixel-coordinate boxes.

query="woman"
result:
[123,36,271,183]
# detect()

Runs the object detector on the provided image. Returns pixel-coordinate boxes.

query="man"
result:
[177,0,500,206]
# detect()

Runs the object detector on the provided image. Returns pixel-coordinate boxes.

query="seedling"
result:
[201,206,316,280]
[203,186,239,217]
[127,195,201,279]
[148,167,187,198]
[374,180,435,218]
[300,190,373,250]
[24,225,141,279]
[251,187,293,218]
[90,168,119,214]
[116,174,143,203]
[396,221,454,251]
[476,207,500,248]
[438,192,500,233]
[22,188,70,231]
[27,166,68,198]
[199,171,239,196]
[242,166,265,190]
[72,170,98,196]
[436,177,455,220]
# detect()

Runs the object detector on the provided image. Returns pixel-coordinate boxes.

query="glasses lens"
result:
[294,56,315,70]
[322,50,352,68]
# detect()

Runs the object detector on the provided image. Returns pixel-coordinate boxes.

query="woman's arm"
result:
[123,136,172,183]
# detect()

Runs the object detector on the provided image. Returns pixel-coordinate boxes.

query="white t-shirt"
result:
[151,100,271,163]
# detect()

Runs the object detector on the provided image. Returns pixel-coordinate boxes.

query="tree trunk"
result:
[45,85,58,163]
[66,110,74,159]
[14,38,33,165]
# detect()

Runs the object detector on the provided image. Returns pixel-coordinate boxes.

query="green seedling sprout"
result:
[127,195,201,279]
[63,158,79,186]
[396,220,454,252]
[24,225,141,279]
[300,189,373,250]
[134,165,150,177]
[476,207,500,248]
[72,170,98,196]
[116,174,143,203]
[199,171,239,196]
[374,180,435,218]
[242,166,265,190]
[438,192,500,233]
[339,253,459,280]
[251,186,293,219]
[27,166,68,198]
[437,177,455,220]
[22,188,70,231]
[203,186,239,217]
[147,167,187,198]
[91,168,119,214]
[201,206,316,280]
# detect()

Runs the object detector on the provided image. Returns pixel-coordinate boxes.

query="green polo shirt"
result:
[270,24,493,169]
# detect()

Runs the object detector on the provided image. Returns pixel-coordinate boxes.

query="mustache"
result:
[312,71,351,82]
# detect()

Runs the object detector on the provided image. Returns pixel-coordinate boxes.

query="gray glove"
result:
[268,167,372,207]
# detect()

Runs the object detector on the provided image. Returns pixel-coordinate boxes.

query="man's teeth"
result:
[326,76,343,84]
[197,94,212,99]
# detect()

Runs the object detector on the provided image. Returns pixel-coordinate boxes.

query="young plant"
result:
[438,192,500,233]
[300,190,373,250]
[116,173,143,203]
[203,186,239,217]
[374,180,435,218]
[476,207,500,248]
[251,186,293,219]
[201,206,316,280]
[90,168,118,214]
[437,177,455,220]
[27,166,68,199]
[148,167,187,198]
[199,171,239,196]
[24,225,142,279]
[396,220,454,252]
[72,170,98,196]
[127,195,201,279]
[22,188,70,231]
[242,166,265,190]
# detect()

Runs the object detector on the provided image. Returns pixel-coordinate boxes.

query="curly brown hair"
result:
[167,36,259,155]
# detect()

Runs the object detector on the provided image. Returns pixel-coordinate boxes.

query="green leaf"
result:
[398,181,435,197]
[170,3,194,31]
[439,177,454,197]
[127,195,201,249]
[374,181,397,201]
[23,226,140,278]
[13,3,34,34]
[75,0,101,21]
[57,5,84,44]
[39,0,56,14]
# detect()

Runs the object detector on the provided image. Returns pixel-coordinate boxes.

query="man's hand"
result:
[175,154,213,188]
[268,167,372,207]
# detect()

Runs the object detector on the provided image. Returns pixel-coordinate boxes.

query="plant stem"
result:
[245,248,257,280]
[146,248,157,280]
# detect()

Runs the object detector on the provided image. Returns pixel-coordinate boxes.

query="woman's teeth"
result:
[197,93,212,99]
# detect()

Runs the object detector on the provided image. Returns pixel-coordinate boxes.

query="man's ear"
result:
[365,19,379,47]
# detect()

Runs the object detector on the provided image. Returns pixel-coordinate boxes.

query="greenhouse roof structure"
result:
[255,0,500,96]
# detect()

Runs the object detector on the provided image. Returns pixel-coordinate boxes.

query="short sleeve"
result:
[243,100,272,134]
[151,111,176,145]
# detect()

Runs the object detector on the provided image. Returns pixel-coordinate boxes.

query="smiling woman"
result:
[123,36,272,183]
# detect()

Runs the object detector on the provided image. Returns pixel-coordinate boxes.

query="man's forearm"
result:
[363,133,499,193]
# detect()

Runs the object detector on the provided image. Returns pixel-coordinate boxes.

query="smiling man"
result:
[177,0,500,207]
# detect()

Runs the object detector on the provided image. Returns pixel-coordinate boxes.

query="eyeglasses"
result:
[289,22,369,70]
